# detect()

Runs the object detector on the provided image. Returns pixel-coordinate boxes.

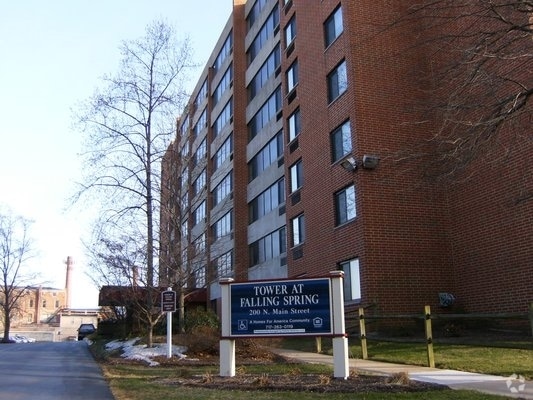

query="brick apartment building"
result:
[160,0,532,317]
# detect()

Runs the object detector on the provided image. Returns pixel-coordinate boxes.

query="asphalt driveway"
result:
[0,340,114,399]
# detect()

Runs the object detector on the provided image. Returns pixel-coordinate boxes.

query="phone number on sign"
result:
[265,324,293,330]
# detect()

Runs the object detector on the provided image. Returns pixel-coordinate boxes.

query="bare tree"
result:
[393,0,532,180]
[74,21,194,346]
[86,232,163,339]
[0,206,37,343]
[159,138,210,334]
[84,231,136,324]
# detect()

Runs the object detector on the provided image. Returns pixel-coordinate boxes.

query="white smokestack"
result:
[65,256,74,308]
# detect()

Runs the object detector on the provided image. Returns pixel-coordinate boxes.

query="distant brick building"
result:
[2,256,100,341]
[12,286,68,326]
[6,256,73,327]
[160,0,532,317]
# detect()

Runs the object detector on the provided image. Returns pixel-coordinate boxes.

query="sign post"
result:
[220,278,235,376]
[330,271,349,378]
[161,288,176,359]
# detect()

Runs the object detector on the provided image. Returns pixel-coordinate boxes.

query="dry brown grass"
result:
[386,372,411,385]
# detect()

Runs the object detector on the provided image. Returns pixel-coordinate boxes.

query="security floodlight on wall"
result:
[362,155,380,170]
[340,155,358,171]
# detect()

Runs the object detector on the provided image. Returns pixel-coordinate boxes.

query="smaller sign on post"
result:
[161,290,176,312]
[161,289,176,358]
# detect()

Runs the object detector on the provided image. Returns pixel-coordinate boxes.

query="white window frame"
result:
[193,201,206,225]
[286,60,298,93]
[290,159,303,193]
[331,120,352,162]
[327,60,348,103]
[335,185,356,225]
[214,211,232,239]
[285,16,296,47]
[288,108,301,142]
[291,214,305,246]
[340,258,361,301]
[324,6,344,47]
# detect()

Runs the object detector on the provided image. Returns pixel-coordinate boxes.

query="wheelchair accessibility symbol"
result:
[237,320,248,331]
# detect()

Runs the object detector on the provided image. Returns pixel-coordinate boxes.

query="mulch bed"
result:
[156,373,446,394]
[145,347,446,394]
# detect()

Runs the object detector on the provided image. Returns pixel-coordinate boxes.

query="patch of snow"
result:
[105,338,189,366]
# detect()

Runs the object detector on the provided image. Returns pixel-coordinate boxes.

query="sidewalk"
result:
[270,348,533,399]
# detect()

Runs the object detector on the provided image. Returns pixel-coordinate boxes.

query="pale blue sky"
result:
[0,1,232,307]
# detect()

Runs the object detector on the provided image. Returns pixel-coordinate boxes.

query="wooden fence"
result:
[354,303,533,368]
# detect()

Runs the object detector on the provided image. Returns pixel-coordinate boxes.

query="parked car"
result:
[77,323,97,341]
[14,334,35,343]
[0,335,35,343]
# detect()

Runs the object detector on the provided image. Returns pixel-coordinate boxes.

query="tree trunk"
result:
[146,122,154,348]
[2,305,11,342]
[147,322,154,348]
[178,289,185,334]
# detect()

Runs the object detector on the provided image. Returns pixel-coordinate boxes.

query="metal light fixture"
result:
[340,155,358,171]
[362,155,379,170]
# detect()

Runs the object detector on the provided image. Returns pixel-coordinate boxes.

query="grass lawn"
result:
[282,336,533,380]
[364,341,533,379]
[93,335,528,400]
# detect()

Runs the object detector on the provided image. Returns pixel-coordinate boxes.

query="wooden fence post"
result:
[315,337,322,353]
[424,305,435,368]
[358,307,368,359]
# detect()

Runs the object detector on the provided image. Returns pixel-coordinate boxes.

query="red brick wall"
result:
[446,123,533,313]
[280,0,531,315]
[419,2,533,313]
[283,1,455,313]
[231,1,250,282]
